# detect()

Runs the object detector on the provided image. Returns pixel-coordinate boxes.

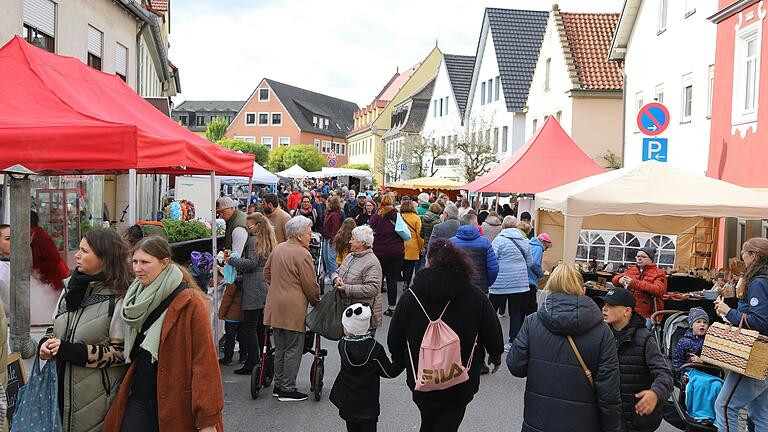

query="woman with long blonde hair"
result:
[225,212,277,375]
[714,238,768,431]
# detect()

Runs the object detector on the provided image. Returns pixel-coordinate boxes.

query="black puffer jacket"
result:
[507,293,622,432]
[387,267,504,405]
[613,313,674,432]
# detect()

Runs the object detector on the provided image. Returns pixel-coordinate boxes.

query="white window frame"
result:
[494,76,500,101]
[487,79,493,104]
[195,115,205,127]
[258,88,270,101]
[681,73,693,123]
[545,58,551,91]
[683,0,696,18]
[261,136,273,149]
[245,112,256,126]
[278,136,290,146]
[732,23,762,128]
[654,83,664,104]
[576,229,677,268]
[481,82,486,105]
[634,92,644,132]
[657,0,668,34]
[321,140,331,154]
[532,118,538,133]
[258,112,269,126]
[314,139,321,150]
[271,112,282,126]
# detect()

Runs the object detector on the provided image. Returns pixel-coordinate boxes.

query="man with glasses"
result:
[611,248,668,320]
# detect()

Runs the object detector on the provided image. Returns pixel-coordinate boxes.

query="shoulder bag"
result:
[567,335,594,387]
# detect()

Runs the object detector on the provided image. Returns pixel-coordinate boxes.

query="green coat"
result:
[52,280,127,432]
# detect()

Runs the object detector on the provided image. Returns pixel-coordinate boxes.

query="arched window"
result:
[608,232,641,266]
[644,235,676,267]
[576,231,605,262]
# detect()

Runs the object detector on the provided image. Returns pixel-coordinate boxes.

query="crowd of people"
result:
[0,177,764,432]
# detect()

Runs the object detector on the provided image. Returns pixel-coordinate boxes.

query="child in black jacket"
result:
[330,303,403,432]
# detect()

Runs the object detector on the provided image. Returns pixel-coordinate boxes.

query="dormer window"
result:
[312,115,330,129]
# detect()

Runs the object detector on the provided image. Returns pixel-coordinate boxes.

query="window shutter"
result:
[115,43,127,75]
[87,25,102,56]
[23,0,55,37]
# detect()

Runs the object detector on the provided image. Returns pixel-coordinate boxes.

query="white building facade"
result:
[464,8,549,178]
[610,0,717,173]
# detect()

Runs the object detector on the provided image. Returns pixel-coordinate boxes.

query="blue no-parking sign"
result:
[642,138,668,162]
[636,102,670,136]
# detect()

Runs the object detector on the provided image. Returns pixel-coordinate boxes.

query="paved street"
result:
[219,285,679,432]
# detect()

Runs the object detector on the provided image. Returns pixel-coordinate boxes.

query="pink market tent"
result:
[462,116,605,193]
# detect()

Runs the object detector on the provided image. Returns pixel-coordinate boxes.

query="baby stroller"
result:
[309,232,324,294]
[651,310,725,432]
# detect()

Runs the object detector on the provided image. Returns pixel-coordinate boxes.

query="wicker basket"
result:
[701,317,768,380]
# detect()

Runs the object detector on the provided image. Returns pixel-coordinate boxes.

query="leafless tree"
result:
[455,116,498,182]
[406,132,451,178]
[382,139,405,183]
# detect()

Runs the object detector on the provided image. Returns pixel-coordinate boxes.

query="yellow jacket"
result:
[401,212,423,261]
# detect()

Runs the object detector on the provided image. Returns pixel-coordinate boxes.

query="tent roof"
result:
[208,163,278,185]
[276,164,309,178]
[388,177,464,190]
[0,36,252,176]
[462,117,605,193]
[536,160,768,219]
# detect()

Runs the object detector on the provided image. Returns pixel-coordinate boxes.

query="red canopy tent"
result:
[462,116,605,193]
[0,36,252,176]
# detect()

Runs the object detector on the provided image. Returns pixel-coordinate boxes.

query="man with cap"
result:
[217,196,248,258]
[347,192,367,221]
[416,193,430,218]
[672,307,710,373]
[603,287,673,432]
[611,248,668,319]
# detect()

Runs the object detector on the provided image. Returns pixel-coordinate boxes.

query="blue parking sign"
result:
[642,138,668,162]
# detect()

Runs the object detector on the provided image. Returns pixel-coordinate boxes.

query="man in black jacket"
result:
[603,287,673,432]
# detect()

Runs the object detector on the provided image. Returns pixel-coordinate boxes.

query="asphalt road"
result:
[219,289,680,432]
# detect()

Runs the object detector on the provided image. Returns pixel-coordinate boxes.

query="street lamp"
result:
[0,164,38,358]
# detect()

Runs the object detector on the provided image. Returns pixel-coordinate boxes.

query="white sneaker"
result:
[504,342,512,353]
[498,313,506,318]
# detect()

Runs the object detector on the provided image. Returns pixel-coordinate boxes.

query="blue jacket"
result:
[490,228,532,295]
[528,237,545,288]
[672,329,704,372]
[725,275,768,336]
[449,226,498,293]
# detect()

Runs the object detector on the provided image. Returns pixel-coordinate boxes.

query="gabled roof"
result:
[608,0,642,60]
[265,78,359,139]
[443,54,475,118]
[382,78,436,139]
[174,100,245,112]
[561,12,623,90]
[484,8,549,112]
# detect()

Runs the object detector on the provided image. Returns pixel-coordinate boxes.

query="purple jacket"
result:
[369,209,405,258]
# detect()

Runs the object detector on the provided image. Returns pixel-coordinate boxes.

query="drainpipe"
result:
[619,65,627,168]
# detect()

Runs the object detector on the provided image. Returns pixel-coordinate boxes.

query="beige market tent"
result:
[535,161,768,270]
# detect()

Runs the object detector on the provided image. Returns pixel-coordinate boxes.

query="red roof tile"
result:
[148,0,168,12]
[561,13,623,90]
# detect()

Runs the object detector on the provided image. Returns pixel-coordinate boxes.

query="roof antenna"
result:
[435,38,439,48]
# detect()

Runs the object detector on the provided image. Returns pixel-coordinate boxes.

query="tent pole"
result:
[2,175,9,224]
[128,169,137,225]
[210,171,219,345]
[9,176,36,358]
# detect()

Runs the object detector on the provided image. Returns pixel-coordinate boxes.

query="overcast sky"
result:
[169,0,622,108]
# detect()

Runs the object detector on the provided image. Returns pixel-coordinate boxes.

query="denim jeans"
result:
[715,371,768,432]
[414,248,426,272]
[322,238,338,277]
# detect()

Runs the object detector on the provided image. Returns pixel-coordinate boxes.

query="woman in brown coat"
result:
[332,225,383,334]
[103,236,223,432]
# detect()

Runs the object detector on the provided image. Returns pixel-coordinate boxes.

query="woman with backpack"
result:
[38,229,132,432]
[103,236,223,432]
[506,263,622,432]
[387,238,503,432]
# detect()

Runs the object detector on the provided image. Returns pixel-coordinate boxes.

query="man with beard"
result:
[263,193,292,243]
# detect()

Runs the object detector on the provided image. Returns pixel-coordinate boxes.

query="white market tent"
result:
[210,162,278,185]
[276,164,309,179]
[535,161,768,266]
[304,167,373,179]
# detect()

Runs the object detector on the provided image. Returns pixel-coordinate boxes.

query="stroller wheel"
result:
[250,364,262,399]
[313,359,324,401]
